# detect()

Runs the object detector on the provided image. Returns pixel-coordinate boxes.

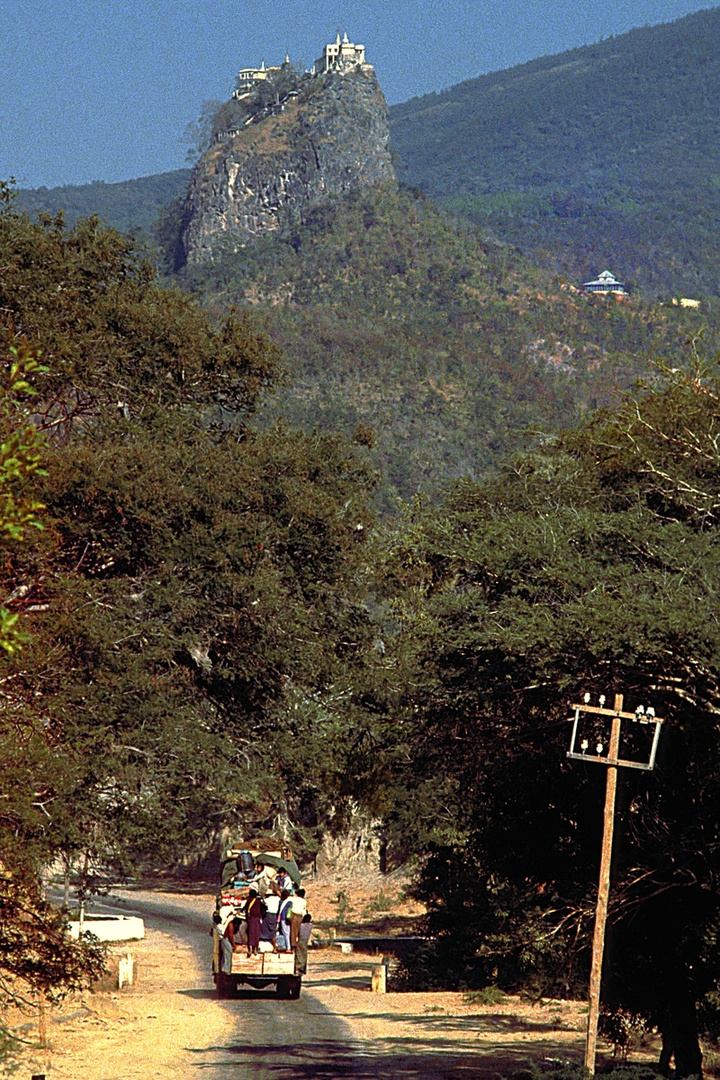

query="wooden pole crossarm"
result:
[571,702,665,725]
[567,700,664,772]
[571,702,644,721]
[567,753,654,771]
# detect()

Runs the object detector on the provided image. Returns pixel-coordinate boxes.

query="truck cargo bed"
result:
[231,952,296,975]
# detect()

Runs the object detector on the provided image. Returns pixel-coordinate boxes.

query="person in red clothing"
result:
[244,888,265,957]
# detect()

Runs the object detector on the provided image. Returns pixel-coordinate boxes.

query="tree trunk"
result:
[658,970,703,1080]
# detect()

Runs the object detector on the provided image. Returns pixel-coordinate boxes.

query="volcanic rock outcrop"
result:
[179,66,395,264]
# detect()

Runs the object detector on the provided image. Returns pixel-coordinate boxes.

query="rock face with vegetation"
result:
[180,66,395,264]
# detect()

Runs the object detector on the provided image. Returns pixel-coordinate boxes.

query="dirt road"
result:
[17,888,605,1079]
[97,890,367,1079]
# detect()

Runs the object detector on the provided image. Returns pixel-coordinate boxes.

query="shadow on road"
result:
[184,1038,578,1077]
[179,987,222,1000]
[310,975,374,991]
[179,986,290,1001]
[332,1010,574,1034]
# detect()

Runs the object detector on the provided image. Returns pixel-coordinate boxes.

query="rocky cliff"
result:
[180,67,395,264]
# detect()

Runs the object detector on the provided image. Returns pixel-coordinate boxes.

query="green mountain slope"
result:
[390,7,720,298]
[15,170,189,238]
[174,186,720,509]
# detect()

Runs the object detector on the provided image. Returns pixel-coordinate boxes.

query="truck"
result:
[211,838,303,1000]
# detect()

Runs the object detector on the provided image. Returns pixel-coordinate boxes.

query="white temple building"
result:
[234,33,372,101]
[234,54,290,97]
[313,32,371,75]
[582,270,627,295]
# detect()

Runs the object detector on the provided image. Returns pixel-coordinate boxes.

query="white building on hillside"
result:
[234,54,290,97]
[233,34,372,102]
[582,270,627,295]
[313,32,371,74]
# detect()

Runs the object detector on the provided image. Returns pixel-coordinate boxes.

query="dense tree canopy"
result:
[0,199,380,1066]
[0,195,380,901]
[0,342,105,1064]
[379,357,720,1075]
[0,201,279,431]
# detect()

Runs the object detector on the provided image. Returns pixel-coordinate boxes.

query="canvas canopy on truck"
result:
[255,853,302,886]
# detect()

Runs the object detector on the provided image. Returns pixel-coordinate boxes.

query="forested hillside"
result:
[15,169,189,237]
[390,7,720,298]
[15,9,720,298]
[172,185,719,508]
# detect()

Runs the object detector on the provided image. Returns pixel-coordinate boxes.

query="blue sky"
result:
[1,0,713,189]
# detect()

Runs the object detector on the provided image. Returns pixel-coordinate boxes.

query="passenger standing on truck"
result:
[276,867,292,894]
[294,912,313,975]
[277,889,292,951]
[289,888,307,949]
[254,862,275,897]
[245,888,264,956]
[260,891,280,949]
[221,917,243,973]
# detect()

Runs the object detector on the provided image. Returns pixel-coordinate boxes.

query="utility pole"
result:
[584,692,622,1074]
[567,692,664,1075]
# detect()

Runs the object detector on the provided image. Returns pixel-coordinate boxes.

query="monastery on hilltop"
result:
[234,32,372,95]
[313,32,371,75]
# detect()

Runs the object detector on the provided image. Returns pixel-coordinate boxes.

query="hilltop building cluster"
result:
[182,30,394,264]
[233,32,372,98]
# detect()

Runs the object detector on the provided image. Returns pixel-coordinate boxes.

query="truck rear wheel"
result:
[277,975,302,999]
[215,973,235,999]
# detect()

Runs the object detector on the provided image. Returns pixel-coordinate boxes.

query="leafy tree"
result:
[183,99,224,163]
[0,197,381,892]
[11,409,378,872]
[0,341,105,1069]
[0,344,46,653]
[381,356,720,1076]
[0,199,281,434]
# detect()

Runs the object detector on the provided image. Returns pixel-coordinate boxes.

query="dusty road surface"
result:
[15,888,613,1080]
[73,890,365,1080]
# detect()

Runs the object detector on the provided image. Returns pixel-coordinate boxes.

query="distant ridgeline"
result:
[177,33,395,266]
[390,6,720,298]
[15,170,190,237]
